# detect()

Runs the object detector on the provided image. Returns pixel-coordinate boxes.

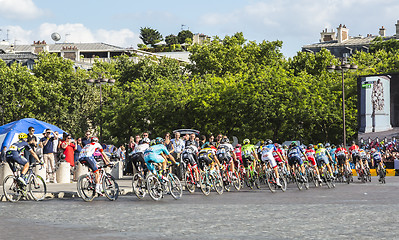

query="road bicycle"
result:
[76,164,119,202]
[199,165,224,196]
[362,159,372,182]
[244,159,260,189]
[2,162,47,202]
[182,159,199,193]
[377,163,386,184]
[318,160,335,189]
[264,162,287,193]
[146,161,183,201]
[220,159,240,192]
[290,161,309,190]
[304,160,320,188]
[132,161,147,199]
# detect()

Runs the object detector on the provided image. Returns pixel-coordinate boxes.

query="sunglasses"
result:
[46,132,51,134]
[30,129,35,132]
[67,137,71,139]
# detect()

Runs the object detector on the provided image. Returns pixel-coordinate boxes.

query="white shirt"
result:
[171,138,185,153]
[79,142,103,158]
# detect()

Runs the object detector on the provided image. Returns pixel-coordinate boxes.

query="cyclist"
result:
[329,144,338,176]
[335,144,349,177]
[144,137,178,180]
[234,144,242,166]
[198,142,222,171]
[216,137,237,173]
[181,141,200,184]
[359,148,370,171]
[349,141,364,179]
[370,148,386,182]
[260,139,283,187]
[241,139,259,177]
[287,141,308,181]
[78,136,111,195]
[305,144,322,182]
[5,133,42,185]
[130,137,150,174]
[315,143,335,179]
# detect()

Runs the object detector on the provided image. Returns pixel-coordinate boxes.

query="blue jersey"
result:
[288,146,304,158]
[6,140,31,156]
[144,144,169,156]
[372,151,382,161]
[329,148,336,160]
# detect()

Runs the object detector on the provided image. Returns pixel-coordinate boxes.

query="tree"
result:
[139,27,163,47]
[177,30,193,44]
[165,34,178,45]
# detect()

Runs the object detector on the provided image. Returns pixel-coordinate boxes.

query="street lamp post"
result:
[86,76,115,143]
[327,59,358,149]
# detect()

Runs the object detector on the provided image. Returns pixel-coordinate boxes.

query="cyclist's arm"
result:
[252,149,259,160]
[29,149,41,163]
[100,151,110,165]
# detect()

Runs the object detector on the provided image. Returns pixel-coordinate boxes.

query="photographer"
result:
[39,129,57,183]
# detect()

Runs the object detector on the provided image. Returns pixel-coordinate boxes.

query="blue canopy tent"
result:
[0,118,66,149]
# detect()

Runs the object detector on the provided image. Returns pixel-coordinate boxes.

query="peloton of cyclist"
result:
[260,139,283,187]
[78,137,111,195]
[5,133,42,185]
[241,139,259,176]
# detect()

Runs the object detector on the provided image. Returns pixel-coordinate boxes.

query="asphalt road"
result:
[0,177,398,240]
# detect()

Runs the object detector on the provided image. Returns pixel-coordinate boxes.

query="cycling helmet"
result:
[291,141,297,146]
[91,137,99,143]
[221,138,230,144]
[266,139,273,145]
[18,133,28,140]
[308,144,313,149]
[259,140,264,146]
[155,137,163,145]
[317,143,323,149]
[371,148,376,153]
[325,143,330,147]
[351,141,356,145]
[331,144,336,148]
[243,139,250,145]
[150,139,157,146]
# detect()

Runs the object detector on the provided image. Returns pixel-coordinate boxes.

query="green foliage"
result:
[165,34,178,45]
[370,37,399,53]
[177,30,193,44]
[139,27,163,47]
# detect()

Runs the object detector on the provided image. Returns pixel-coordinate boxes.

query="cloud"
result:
[0,0,44,20]
[1,23,139,48]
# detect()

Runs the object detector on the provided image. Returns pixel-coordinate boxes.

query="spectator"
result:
[1,146,6,163]
[25,126,37,164]
[74,138,83,165]
[82,130,91,147]
[60,134,77,167]
[200,135,206,147]
[142,132,150,140]
[183,134,190,141]
[115,145,126,161]
[39,129,57,183]
[164,133,175,154]
[53,131,60,163]
[186,133,199,149]
[171,132,185,160]
[208,135,215,146]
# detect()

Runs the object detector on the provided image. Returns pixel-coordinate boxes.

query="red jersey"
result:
[272,148,283,162]
[335,147,347,156]
[234,147,242,162]
[305,149,315,160]
[349,145,359,155]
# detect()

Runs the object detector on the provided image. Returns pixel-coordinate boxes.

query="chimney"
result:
[396,20,399,38]
[379,26,386,37]
[337,24,349,43]
[320,28,336,43]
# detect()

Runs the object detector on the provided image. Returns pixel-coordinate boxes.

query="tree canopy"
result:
[139,27,163,47]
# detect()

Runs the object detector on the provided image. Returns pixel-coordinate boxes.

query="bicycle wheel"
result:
[294,169,304,190]
[103,174,119,201]
[253,171,260,189]
[168,173,183,200]
[200,171,211,196]
[213,172,224,195]
[185,171,196,193]
[132,173,146,199]
[232,170,241,191]
[29,175,46,201]
[223,170,231,192]
[265,171,276,193]
[379,167,386,184]
[3,175,23,202]
[77,174,96,202]
[146,174,163,201]
[367,168,372,182]
[323,168,332,189]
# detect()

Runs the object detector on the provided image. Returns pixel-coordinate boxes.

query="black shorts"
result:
[336,155,346,166]
[242,156,253,168]
[6,151,28,172]
[182,152,197,166]
[352,154,360,163]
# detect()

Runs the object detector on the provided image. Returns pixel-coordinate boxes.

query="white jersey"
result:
[79,142,103,158]
[217,143,234,155]
[134,143,149,153]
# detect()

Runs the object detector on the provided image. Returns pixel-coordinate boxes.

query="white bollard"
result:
[34,164,47,183]
[56,162,71,183]
[0,163,14,185]
[110,161,123,179]
[73,162,88,181]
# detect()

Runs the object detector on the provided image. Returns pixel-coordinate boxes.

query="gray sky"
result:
[1,0,399,58]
